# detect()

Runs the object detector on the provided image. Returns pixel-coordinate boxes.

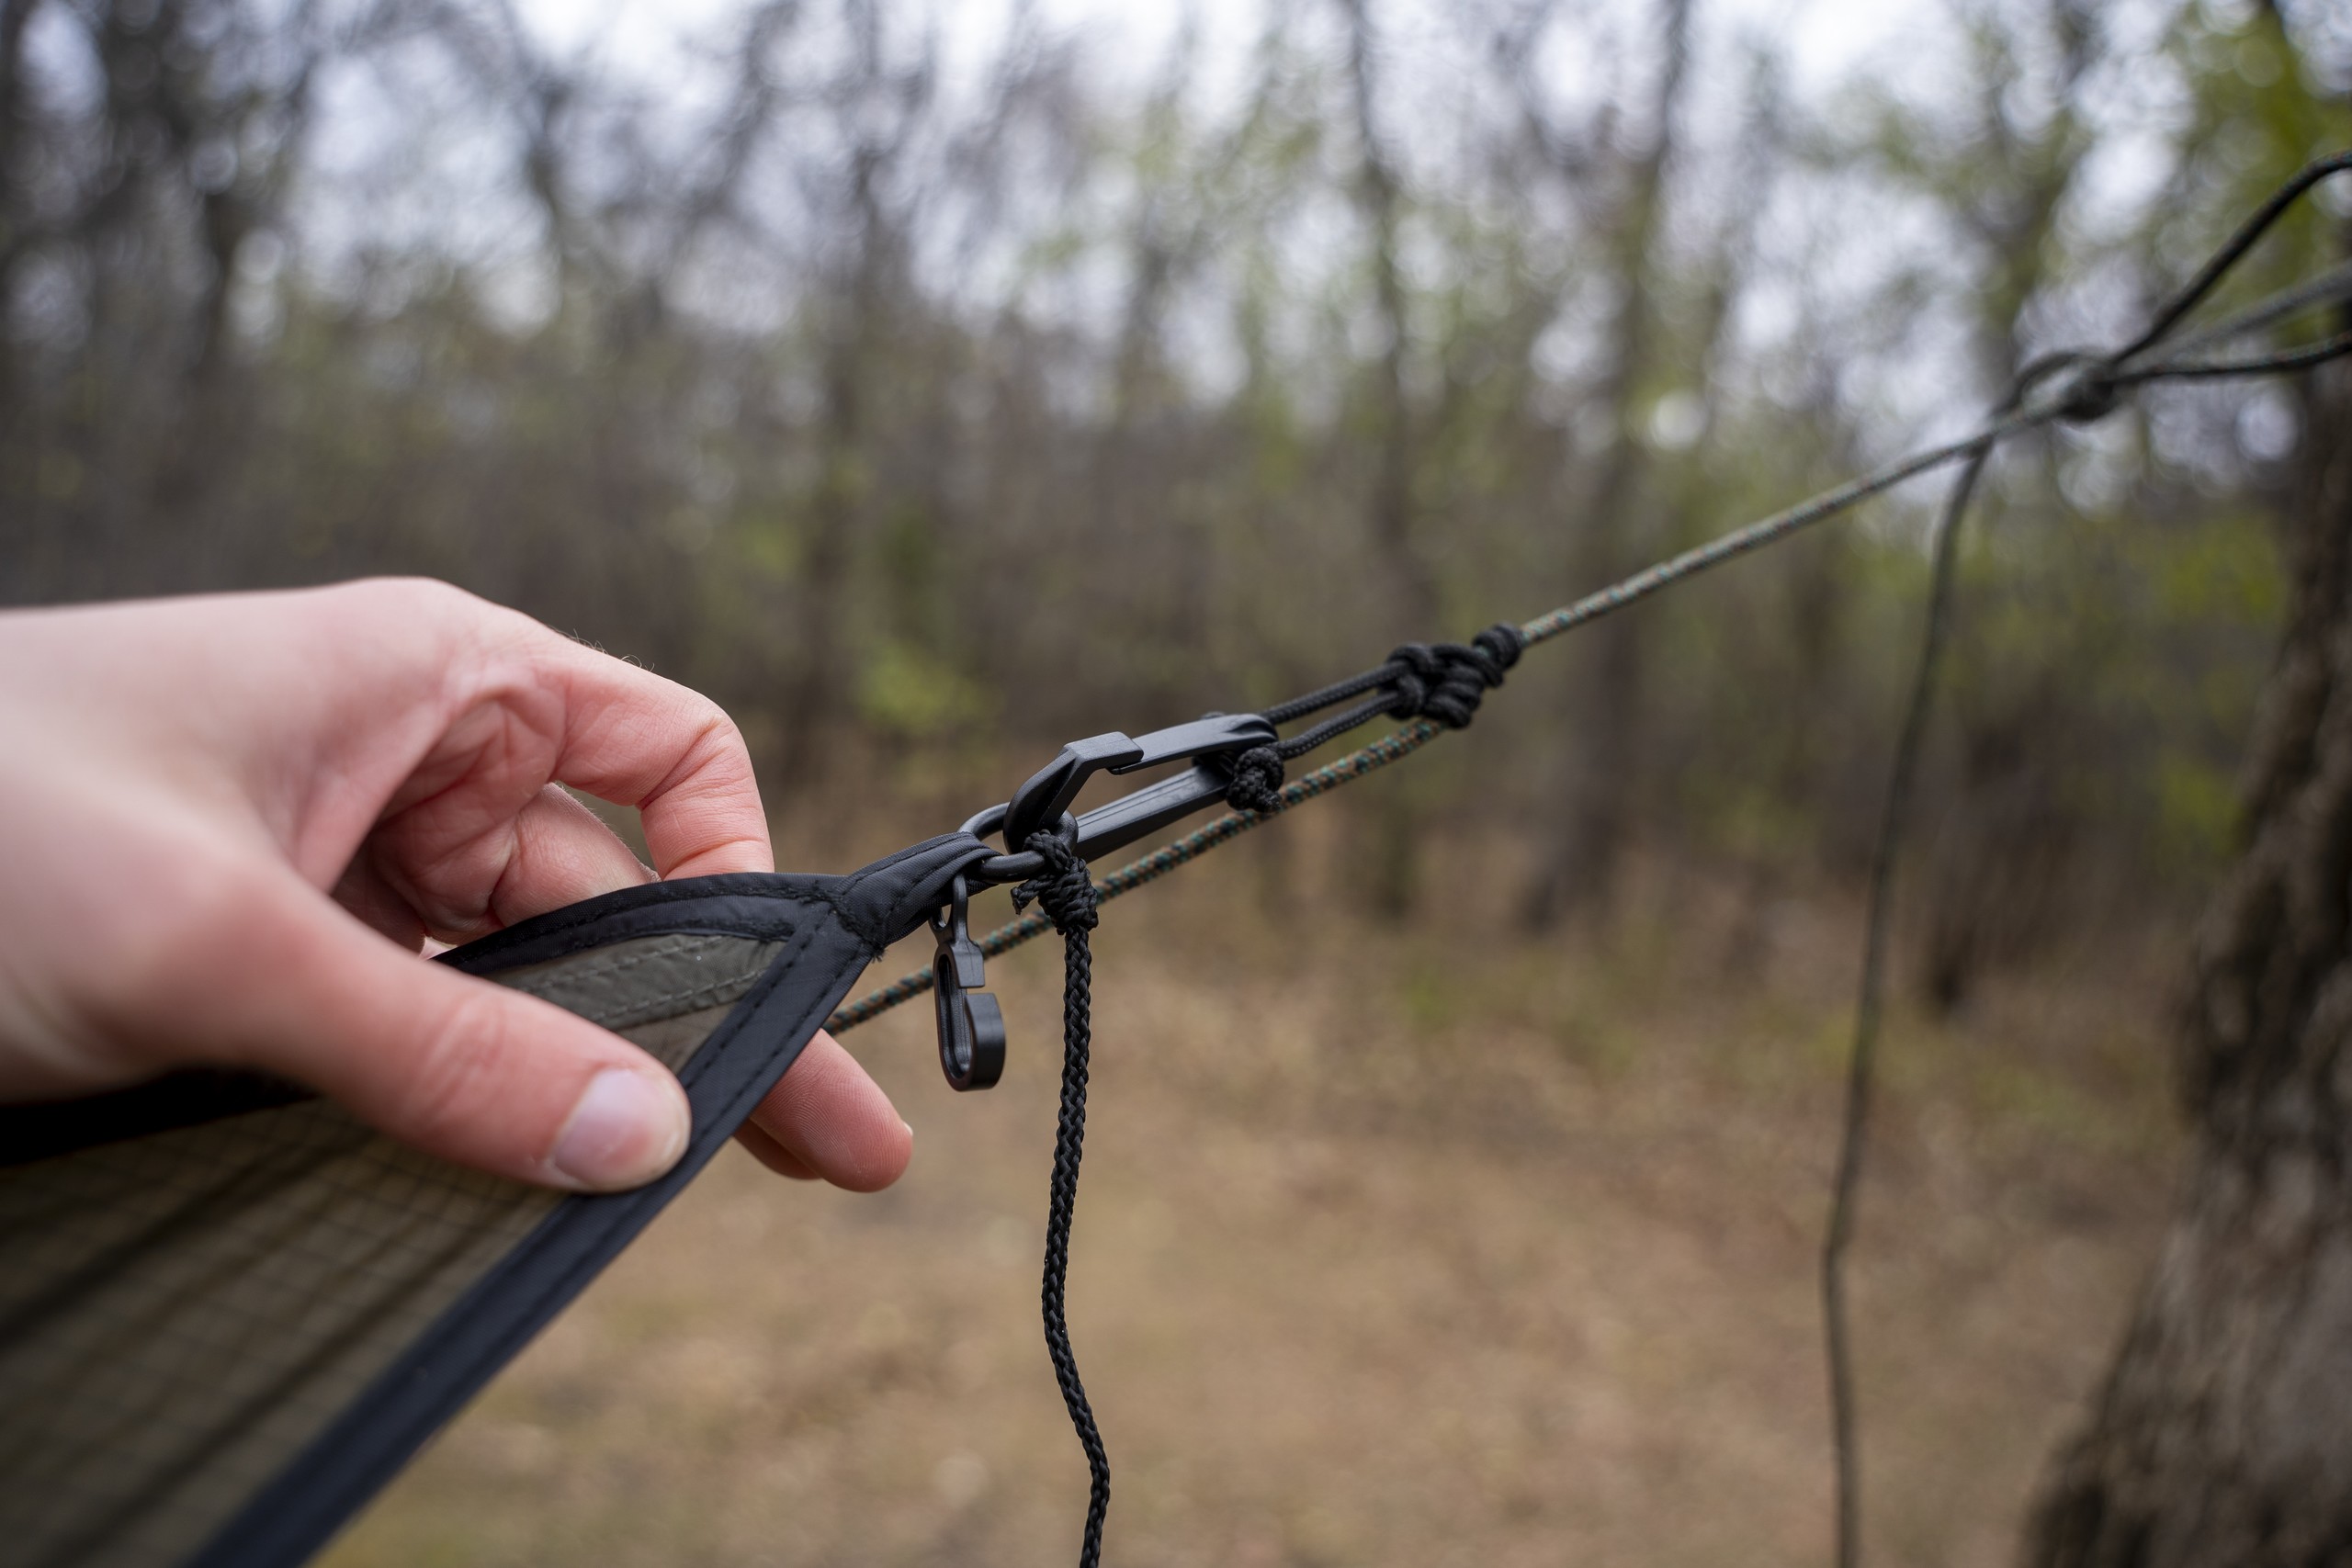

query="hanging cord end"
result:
[1012,826,1112,1567]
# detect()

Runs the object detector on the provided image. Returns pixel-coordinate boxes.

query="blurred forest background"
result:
[5,0,2351,1562]
[2,0,2346,960]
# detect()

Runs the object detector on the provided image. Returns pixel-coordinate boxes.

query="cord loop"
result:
[1014,826,1111,1565]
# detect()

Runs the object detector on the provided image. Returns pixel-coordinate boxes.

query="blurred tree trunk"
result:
[149,12,316,539]
[1908,0,2098,1012]
[1340,0,1437,919]
[1519,0,1690,932]
[776,0,909,791]
[0,0,41,435]
[2022,352,2352,1566]
[1103,31,1210,709]
[784,263,868,787]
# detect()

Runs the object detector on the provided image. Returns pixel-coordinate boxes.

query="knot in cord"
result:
[2012,349,2121,427]
[1012,829,1099,934]
[1224,745,1285,814]
[1383,623,1525,728]
[2055,366,2120,424]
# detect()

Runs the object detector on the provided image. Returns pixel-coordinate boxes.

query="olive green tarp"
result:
[0,834,991,1568]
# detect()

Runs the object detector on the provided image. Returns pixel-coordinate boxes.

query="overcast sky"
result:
[508,0,1928,120]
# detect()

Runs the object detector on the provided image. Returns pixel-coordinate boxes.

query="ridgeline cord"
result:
[824,152,2352,1567]
[1012,830,1112,1566]
[1824,436,1984,1568]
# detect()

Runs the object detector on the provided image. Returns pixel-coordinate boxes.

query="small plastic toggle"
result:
[931,874,1006,1091]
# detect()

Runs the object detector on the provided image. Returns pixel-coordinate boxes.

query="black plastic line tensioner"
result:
[931,711,1277,1089]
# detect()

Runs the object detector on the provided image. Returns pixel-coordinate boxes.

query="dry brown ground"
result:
[322,806,2185,1568]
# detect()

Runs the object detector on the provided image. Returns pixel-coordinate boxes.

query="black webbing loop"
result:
[1012,830,1111,1567]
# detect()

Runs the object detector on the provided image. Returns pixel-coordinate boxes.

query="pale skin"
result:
[0,578,912,1192]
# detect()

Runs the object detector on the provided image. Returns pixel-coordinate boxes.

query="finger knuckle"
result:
[394,985,517,1148]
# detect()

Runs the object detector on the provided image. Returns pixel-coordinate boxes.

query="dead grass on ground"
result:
[324,797,2184,1568]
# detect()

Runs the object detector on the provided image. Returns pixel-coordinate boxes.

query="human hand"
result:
[0,579,912,1193]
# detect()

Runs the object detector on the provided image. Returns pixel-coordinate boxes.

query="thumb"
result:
[154,867,691,1191]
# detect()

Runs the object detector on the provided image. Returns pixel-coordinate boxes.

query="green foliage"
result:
[857,638,996,743]
[2156,751,2243,870]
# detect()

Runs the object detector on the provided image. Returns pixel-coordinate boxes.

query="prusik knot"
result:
[1383,623,1525,728]
[1224,745,1285,814]
[1013,829,1100,935]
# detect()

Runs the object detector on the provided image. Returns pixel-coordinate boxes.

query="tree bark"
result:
[2022,353,2352,1566]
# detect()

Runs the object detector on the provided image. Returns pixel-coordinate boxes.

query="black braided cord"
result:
[1012,831,1112,1567]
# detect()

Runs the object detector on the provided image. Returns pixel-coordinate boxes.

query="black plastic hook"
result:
[931,874,1006,1091]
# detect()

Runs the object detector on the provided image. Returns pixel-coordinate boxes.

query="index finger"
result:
[524,632,775,879]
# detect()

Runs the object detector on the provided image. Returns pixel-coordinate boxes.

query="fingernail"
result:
[548,1069,689,1190]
